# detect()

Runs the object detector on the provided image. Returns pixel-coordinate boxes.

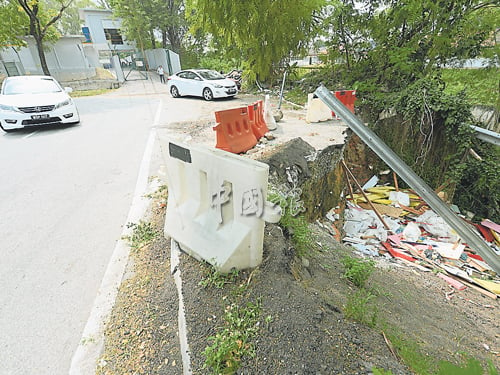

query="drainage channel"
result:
[171,239,193,375]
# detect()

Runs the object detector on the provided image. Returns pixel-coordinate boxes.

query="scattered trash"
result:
[332,170,500,300]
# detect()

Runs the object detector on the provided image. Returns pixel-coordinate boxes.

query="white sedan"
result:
[167,69,238,101]
[0,75,80,133]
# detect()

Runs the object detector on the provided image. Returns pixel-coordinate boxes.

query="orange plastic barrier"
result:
[247,100,269,139]
[332,90,357,118]
[213,107,258,154]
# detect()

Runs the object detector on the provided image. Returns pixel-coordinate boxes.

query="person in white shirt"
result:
[157,65,165,83]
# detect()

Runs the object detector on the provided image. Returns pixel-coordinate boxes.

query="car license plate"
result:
[31,114,49,119]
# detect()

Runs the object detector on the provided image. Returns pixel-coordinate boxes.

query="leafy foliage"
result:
[109,0,186,51]
[186,0,325,81]
[203,300,261,374]
[344,289,378,327]
[341,255,375,288]
[442,67,500,107]
[123,221,160,251]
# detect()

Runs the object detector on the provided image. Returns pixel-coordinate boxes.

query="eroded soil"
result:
[98,195,499,374]
[97,98,498,374]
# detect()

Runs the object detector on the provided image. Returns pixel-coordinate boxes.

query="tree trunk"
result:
[150,29,156,49]
[34,36,50,75]
[162,30,167,49]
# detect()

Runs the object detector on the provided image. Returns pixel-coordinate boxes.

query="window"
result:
[103,28,123,45]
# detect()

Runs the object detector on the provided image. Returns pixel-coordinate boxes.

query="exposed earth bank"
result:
[97,97,499,375]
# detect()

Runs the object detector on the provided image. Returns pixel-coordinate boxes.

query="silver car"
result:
[0,75,80,133]
[167,69,238,101]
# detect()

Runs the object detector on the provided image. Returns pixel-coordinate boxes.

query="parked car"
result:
[167,69,238,101]
[0,75,80,133]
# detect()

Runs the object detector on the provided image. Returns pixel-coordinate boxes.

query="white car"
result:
[0,75,80,133]
[167,69,238,101]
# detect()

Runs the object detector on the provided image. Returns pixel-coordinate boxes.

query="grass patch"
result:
[122,221,160,251]
[344,289,378,328]
[441,67,499,107]
[70,88,113,97]
[284,87,308,106]
[268,191,315,257]
[437,356,499,375]
[341,255,376,288]
[199,267,240,289]
[203,300,261,375]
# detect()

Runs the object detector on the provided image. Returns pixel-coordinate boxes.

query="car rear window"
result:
[3,78,62,95]
[198,70,224,80]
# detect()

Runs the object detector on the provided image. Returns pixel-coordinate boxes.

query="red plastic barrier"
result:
[213,107,258,154]
[247,100,269,139]
[332,90,357,118]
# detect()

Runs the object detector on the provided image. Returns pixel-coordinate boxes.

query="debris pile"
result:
[333,183,500,299]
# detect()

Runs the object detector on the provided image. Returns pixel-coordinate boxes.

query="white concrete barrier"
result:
[159,137,281,272]
[305,93,333,123]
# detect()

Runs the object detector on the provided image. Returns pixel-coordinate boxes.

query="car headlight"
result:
[55,99,71,109]
[211,84,223,88]
[0,103,21,113]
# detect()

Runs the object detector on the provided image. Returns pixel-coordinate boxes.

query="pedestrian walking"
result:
[157,65,165,83]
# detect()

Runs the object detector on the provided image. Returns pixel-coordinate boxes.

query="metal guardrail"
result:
[470,125,500,146]
[314,85,500,274]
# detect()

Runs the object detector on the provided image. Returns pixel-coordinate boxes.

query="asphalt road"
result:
[0,87,162,375]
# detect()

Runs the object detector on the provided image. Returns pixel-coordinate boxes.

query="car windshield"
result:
[3,78,62,95]
[197,70,225,80]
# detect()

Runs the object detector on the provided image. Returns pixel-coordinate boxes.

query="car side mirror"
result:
[64,87,73,93]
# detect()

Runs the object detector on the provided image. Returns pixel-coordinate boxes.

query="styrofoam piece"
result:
[158,135,281,272]
[264,94,277,130]
[389,191,410,206]
[402,222,421,242]
[305,93,333,123]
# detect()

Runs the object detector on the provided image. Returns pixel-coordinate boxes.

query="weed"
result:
[203,300,261,374]
[122,221,159,251]
[381,325,436,375]
[144,184,168,200]
[280,213,316,257]
[269,190,316,257]
[344,289,378,328]
[437,356,499,375]
[199,267,240,289]
[372,368,394,375]
[341,255,375,288]
[69,88,112,97]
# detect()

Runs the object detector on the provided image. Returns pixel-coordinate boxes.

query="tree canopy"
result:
[186,0,325,81]
[321,0,499,98]
[109,0,186,52]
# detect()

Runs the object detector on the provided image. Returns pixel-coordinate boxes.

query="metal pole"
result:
[315,85,500,274]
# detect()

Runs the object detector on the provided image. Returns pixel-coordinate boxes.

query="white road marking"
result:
[69,101,161,375]
[22,130,39,139]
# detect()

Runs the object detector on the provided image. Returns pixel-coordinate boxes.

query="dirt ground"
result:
[97,97,499,375]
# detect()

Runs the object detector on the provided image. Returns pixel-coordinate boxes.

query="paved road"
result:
[0,83,163,374]
[0,75,260,374]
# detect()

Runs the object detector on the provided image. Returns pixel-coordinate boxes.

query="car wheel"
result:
[202,88,214,101]
[170,85,180,98]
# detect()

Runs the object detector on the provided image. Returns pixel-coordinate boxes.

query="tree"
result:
[186,0,325,81]
[16,0,74,75]
[321,0,499,96]
[109,0,186,52]
[47,0,95,36]
[0,0,28,47]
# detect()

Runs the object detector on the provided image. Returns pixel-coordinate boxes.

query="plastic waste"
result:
[417,210,459,242]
